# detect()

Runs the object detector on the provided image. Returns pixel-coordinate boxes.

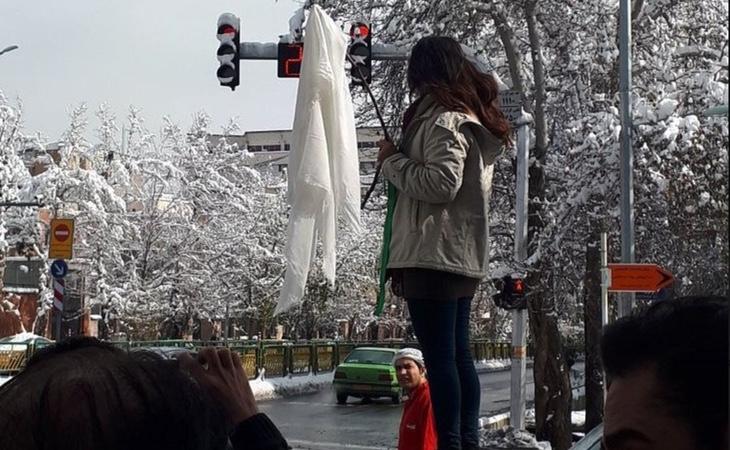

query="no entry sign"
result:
[49,219,75,259]
[54,224,70,241]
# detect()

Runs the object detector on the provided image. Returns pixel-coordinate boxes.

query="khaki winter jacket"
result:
[381,95,503,278]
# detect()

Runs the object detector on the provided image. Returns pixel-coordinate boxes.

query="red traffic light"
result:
[217,12,240,42]
[217,24,237,41]
[350,23,369,39]
[513,279,524,295]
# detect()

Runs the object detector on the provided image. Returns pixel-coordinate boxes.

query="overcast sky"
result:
[0,0,305,141]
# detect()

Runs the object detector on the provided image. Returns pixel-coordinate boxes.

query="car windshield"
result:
[344,349,394,365]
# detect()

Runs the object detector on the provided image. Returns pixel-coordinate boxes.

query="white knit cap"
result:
[393,348,425,368]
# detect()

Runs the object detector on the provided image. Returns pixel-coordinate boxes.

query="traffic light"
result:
[216,13,240,91]
[277,42,304,78]
[492,275,528,310]
[347,22,372,86]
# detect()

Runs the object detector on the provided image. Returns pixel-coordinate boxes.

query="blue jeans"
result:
[407,297,481,450]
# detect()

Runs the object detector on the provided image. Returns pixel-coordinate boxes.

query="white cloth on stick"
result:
[275,5,361,315]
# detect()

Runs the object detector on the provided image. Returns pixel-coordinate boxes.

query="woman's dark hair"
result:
[407,36,512,144]
[0,337,228,450]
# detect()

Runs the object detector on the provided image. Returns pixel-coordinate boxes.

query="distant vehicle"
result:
[569,424,603,450]
[130,346,194,360]
[0,333,53,350]
[333,347,401,405]
[0,333,53,375]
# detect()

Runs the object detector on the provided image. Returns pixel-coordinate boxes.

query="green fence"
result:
[0,339,527,378]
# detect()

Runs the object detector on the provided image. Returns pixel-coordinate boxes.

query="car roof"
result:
[349,347,397,353]
[130,346,192,359]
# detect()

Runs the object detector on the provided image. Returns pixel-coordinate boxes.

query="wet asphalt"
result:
[258,368,537,450]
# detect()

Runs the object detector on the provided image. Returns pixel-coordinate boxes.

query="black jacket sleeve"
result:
[229,413,291,450]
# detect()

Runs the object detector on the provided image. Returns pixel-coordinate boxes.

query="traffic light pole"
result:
[511,115,532,430]
[238,42,407,61]
[618,0,635,318]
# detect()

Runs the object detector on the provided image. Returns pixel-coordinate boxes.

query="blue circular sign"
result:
[50,259,68,279]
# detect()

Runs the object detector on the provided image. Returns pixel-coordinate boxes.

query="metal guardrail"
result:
[0,339,526,379]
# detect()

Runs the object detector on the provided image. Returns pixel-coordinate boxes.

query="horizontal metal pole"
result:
[239,42,408,61]
[239,42,278,60]
[0,202,43,208]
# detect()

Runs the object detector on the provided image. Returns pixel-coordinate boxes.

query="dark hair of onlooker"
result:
[0,337,229,450]
[601,295,728,450]
[406,35,512,145]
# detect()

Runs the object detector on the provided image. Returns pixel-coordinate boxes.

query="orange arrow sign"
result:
[608,263,674,293]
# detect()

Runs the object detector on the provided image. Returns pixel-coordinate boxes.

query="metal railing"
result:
[1,339,522,379]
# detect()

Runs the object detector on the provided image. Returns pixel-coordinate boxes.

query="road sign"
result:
[50,259,68,279]
[53,278,64,311]
[499,90,522,125]
[607,263,674,293]
[49,219,75,259]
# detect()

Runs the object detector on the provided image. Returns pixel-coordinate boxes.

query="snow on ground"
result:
[480,426,552,450]
[524,408,586,429]
[475,359,512,371]
[250,371,335,401]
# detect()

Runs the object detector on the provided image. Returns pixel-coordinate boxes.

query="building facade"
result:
[207,126,382,177]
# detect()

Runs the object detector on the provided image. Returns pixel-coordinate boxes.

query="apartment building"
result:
[207,126,383,176]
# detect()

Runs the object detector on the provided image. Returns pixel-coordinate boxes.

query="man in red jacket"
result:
[394,348,437,450]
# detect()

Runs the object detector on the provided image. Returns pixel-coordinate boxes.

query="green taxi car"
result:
[333,347,401,405]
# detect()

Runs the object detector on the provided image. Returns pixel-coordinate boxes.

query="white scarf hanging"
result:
[275,5,361,315]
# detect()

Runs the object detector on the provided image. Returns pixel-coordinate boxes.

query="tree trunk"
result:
[528,270,573,450]
[524,1,572,448]
[583,225,604,432]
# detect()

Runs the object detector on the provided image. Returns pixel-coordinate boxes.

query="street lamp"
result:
[0,45,19,56]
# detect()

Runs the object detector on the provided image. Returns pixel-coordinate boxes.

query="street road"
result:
[259,368,538,450]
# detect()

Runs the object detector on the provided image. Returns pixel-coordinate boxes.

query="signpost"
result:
[499,90,523,125]
[607,263,674,293]
[601,260,674,327]
[49,219,75,260]
[52,277,65,341]
[508,96,532,430]
[49,218,74,340]
[50,259,68,279]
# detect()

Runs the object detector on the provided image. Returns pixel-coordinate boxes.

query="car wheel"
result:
[336,393,348,405]
[391,393,402,404]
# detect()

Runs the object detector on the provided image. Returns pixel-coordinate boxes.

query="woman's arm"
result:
[380,125,468,204]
